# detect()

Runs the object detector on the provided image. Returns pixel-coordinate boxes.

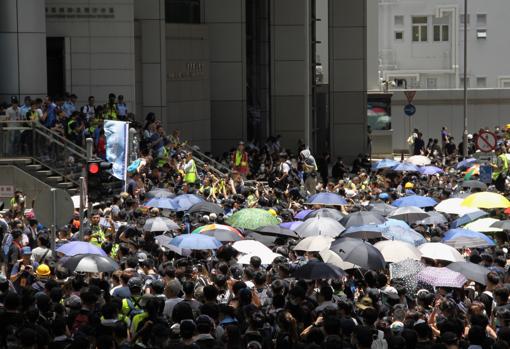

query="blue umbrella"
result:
[341,225,385,239]
[443,228,495,248]
[145,197,176,210]
[392,195,437,208]
[392,162,420,172]
[171,194,204,211]
[381,225,427,246]
[379,219,411,230]
[170,234,222,250]
[456,158,477,170]
[419,166,444,176]
[306,192,347,206]
[295,209,314,220]
[450,210,488,228]
[280,221,303,231]
[56,241,107,257]
[372,159,399,171]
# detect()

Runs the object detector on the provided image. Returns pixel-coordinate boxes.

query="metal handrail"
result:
[32,122,87,160]
[183,144,231,176]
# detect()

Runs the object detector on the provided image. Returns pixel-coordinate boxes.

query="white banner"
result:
[104,120,129,181]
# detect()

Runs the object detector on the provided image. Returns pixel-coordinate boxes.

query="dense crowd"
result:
[3,93,510,349]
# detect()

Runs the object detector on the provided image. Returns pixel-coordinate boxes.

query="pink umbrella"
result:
[417,267,467,288]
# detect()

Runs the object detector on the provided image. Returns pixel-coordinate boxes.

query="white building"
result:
[379,0,510,89]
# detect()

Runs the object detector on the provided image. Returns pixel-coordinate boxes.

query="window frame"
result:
[412,16,428,42]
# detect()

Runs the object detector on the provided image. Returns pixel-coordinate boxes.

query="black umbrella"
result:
[367,202,397,216]
[306,208,345,221]
[340,211,386,228]
[331,237,386,270]
[244,231,277,246]
[446,261,489,285]
[188,201,224,215]
[292,260,346,280]
[255,225,299,238]
[145,188,176,199]
[61,254,120,273]
[491,220,510,230]
[461,180,488,191]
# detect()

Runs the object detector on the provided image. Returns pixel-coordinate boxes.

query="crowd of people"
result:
[3,92,510,349]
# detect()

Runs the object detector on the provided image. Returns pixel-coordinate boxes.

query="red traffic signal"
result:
[88,162,100,174]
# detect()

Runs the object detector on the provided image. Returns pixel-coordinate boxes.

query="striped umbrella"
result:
[192,224,244,242]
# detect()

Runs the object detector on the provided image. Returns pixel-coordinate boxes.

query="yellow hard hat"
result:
[268,208,277,217]
[404,182,414,189]
[36,264,51,277]
[505,123,510,130]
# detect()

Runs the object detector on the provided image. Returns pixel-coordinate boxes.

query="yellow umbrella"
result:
[461,192,510,209]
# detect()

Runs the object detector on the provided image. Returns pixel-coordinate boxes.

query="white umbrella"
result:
[143,217,180,232]
[388,206,429,223]
[293,236,333,252]
[319,249,358,269]
[435,198,480,216]
[408,155,431,166]
[238,252,282,265]
[232,240,272,255]
[464,218,503,232]
[295,216,345,238]
[374,240,422,263]
[418,242,465,262]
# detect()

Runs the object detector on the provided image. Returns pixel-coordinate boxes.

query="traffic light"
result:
[86,160,118,202]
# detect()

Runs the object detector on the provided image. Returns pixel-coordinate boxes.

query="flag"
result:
[104,120,129,181]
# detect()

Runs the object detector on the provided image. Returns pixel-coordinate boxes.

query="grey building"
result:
[0,0,371,160]
[379,0,510,90]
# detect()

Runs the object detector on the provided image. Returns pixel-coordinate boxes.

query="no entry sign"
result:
[476,131,497,152]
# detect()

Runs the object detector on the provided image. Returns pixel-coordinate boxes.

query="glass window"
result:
[412,16,428,42]
[477,14,487,26]
[433,25,449,41]
[394,15,404,26]
[476,77,487,88]
[165,0,200,24]
[460,14,470,25]
[395,31,403,40]
[427,78,437,89]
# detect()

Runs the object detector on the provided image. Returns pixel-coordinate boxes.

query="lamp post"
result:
[462,0,468,158]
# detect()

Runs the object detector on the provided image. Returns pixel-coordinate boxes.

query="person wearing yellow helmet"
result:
[32,264,51,292]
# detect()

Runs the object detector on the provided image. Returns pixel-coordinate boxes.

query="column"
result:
[0,0,47,102]
[329,0,368,161]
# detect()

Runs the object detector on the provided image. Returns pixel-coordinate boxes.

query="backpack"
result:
[126,297,144,318]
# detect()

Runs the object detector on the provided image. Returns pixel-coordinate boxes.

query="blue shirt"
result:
[117,103,128,117]
[44,103,57,128]
[63,101,76,116]
[20,104,31,119]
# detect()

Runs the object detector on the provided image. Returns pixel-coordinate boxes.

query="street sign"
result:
[476,131,497,152]
[404,104,416,116]
[0,185,14,198]
[34,188,74,227]
[479,164,493,184]
[404,90,417,104]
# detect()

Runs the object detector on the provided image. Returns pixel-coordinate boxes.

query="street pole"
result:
[304,0,311,147]
[50,188,56,255]
[85,137,93,218]
[78,176,85,241]
[462,0,468,158]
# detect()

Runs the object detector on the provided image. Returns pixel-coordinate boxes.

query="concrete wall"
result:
[0,166,51,209]
[203,0,247,154]
[0,0,47,102]
[391,89,510,151]
[45,0,136,109]
[270,0,308,151]
[165,24,211,151]
[329,0,368,160]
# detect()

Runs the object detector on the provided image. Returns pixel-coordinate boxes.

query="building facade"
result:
[379,0,510,90]
[0,0,370,159]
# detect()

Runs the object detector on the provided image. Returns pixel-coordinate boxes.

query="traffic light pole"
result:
[85,138,94,219]
[78,176,85,241]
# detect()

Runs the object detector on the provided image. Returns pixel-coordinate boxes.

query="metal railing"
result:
[0,120,86,185]
[182,144,231,178]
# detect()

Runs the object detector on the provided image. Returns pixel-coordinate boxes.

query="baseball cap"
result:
[137,252,148,263]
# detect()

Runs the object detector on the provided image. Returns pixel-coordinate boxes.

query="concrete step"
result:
[36,170,53,176]
[57,182,74,189]
[25,164,43,171]
[47,176,64,182]
[67,188,79,195]
[0,158,32,165]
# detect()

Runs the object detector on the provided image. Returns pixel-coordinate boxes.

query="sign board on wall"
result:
[0,185,14,198]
